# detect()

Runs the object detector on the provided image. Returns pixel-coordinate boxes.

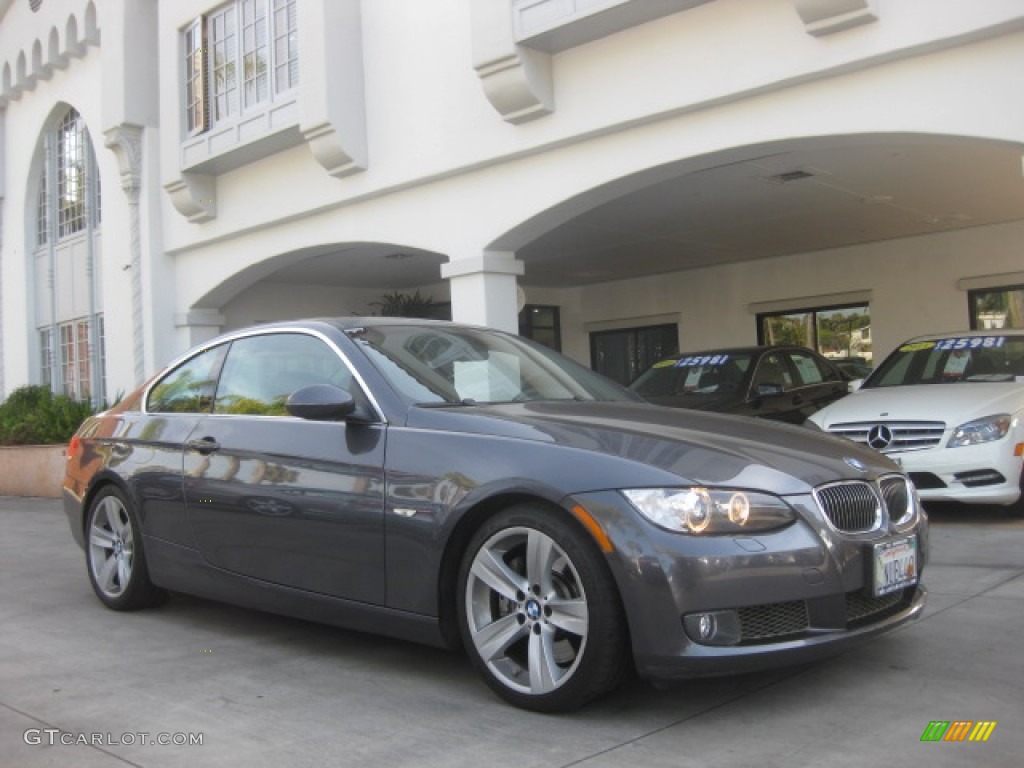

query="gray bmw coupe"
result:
[64,318,927,711]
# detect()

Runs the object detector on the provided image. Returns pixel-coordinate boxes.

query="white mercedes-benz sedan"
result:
[808,331,1024,515]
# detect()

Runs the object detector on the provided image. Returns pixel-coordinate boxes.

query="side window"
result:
[213,333,356,416]
[148,345,227,413]
[788,350,826,386]
[752,352,794,395]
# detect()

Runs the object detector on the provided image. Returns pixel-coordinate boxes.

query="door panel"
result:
[183,416,386,603]
[181,331,387,603]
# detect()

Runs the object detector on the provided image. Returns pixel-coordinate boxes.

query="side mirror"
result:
[847,378,864,393]
[286,384,357,421]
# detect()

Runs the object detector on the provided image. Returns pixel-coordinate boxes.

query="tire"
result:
[456,505,627,712]
[85,487,166,610]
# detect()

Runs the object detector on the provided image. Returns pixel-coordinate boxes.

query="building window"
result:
[519,305,561,351]
[590,324,678,386]
[273,0,298,92]
[57,318,101,401]
[36,171,49,246]
[57,109,87,237]
[33,108,105,404]
[184,0,298,136]
[970,285,1024,330]
[184,18,207,135]
[758,304,872,364]
[40,329,53,388]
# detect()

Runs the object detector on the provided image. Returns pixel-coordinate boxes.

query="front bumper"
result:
[890,441,1023,506]
[571,490,928,680]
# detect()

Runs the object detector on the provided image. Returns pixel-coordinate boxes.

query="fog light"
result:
[698,613,715,641]
[683,610,742,646]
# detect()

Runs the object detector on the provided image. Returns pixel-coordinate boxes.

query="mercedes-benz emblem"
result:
[867,424,894,450]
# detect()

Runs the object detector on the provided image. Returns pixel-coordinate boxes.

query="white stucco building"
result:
[2,0,1024,402]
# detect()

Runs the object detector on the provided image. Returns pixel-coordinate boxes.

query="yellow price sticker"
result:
[899,342,935,352]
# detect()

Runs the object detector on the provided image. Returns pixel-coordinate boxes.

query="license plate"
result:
[873,536,918,597]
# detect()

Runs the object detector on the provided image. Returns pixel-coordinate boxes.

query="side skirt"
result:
[144,536,449,649]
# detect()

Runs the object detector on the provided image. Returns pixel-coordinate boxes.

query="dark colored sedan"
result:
[64,319,927,712]
[630,345,850,424]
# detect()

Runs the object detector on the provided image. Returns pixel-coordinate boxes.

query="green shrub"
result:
[0,385,98,446]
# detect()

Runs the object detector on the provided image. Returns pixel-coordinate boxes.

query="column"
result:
[175,309,226,350]
[441,252,525,334]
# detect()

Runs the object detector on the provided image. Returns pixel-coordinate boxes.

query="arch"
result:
[483,132,1024,261]
[27,102,106,403]
[178,242,448,336]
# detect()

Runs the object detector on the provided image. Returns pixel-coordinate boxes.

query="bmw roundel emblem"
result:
[844,457,868,472]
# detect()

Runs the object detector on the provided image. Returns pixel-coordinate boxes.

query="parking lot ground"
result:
[1,496,1022,767]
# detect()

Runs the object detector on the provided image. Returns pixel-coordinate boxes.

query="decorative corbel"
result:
[471,1,553,124]
[792,0,878,36]
[474,48,553,125]
[103,124,143,201]
[301,121,365,179]
[164,173,216,223]
[298,0,368,178]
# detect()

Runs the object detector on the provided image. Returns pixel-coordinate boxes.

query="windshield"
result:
[351,324,637,405]
[630,353,753,396]
[865,334,1024,388]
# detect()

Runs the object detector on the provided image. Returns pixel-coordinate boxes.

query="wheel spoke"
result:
[526,530,557,594]
[471,548,526,602]
[102,498,125,537]
[117,557,131,590]
[472,613,528,662]
[121,522,134,551]
[89,527,116,549]
[546,595,589,638]
[527,626,561,694]
[96,554,118,593]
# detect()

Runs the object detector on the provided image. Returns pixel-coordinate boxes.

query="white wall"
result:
[554,220,1024,367]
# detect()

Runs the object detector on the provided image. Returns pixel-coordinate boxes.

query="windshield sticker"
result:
[653,359,678,369]
[899,342,935,352]
[934,336,1006,351]
[675,354,731,368]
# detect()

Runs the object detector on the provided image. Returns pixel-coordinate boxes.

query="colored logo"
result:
[920,721,997,743]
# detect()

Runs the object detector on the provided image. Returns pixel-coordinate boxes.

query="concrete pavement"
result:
[1,497,1022,767]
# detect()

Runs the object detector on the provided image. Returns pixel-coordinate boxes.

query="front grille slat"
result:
[738,600,809,642]
[814,480,881,532]
[828,420,945,453]
[845,588,910,627]
[879,475,911,522]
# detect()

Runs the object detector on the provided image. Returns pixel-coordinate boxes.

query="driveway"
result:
[1,497,1021,767]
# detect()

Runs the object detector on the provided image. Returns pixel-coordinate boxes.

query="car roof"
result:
[658,345,814,361]
[899,330,1024,342]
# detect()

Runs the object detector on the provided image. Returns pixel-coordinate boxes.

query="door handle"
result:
[187,437,220,455]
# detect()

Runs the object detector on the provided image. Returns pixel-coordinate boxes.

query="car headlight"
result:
[622,488,796,535]
[947,414,1012,448]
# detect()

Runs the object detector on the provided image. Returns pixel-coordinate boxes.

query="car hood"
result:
[640,393,742,413]
[809,383,1024,428]
[405,401,895,495]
